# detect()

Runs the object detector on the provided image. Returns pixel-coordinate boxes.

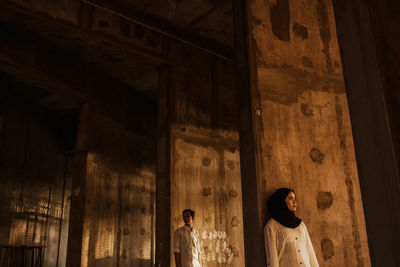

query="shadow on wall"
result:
[0,94,74,267]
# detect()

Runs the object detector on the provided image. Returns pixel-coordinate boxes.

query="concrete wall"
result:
[5,0,397,266]
[369,0,400,174]
[165,40,245,267]
[332,0,400,265]
[245,0,371,266]
[0,88,72,266]
[0,2,160,266]
[73,90,158,267]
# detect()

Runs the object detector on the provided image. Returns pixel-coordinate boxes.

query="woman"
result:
[264,188,319,267]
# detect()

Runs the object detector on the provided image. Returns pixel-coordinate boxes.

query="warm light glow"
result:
[9,219,27,244]
[200,230,233,265]
[87,153,156,264]
[94,217,114,260]
[171,126,245,267]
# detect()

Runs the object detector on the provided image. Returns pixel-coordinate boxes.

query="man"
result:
[173,209,202,267]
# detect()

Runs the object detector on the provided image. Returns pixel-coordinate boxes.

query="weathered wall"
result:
[1,1,175,266]
[332,0,400,265]
[246,0,371,266]
[367,0,400,200]
[166,40,245,267]
[0,88,72,266]
[77,94,157,267]
[7,0,162,57]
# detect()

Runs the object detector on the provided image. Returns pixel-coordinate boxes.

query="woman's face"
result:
[285,191,297,212]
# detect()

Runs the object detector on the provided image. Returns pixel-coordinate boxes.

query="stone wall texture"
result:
[248,0,371,266]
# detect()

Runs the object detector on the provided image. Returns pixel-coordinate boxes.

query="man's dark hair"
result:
[182,209,195,218]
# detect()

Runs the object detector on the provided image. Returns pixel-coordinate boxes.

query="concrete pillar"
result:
[333,0,400,266]
[236,0,371,266]
[66,103,89,267]
[0,87,4,141]
[233,0,266,266]
[156,66,171,267]
[165,39,246,267]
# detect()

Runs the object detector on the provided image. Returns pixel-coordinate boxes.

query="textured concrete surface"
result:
[0,92,72,266]
[4,0,398,266]
[333,0,400,265]
[77,101,157,267]
[247,0,371,266]
[166,40,245,266]
[171,127,244,267]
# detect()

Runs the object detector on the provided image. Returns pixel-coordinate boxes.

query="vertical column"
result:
[233,1,266,266]
[235,0,371,266]
[155,66,171,267]
[0,87,4,145]
[66,103,89,267]
[333,1,400,266]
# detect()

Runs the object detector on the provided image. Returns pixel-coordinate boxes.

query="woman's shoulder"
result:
[266,218,306,230]
[299,220,307,228]
[265,218,280,230]
[298,220,309,232]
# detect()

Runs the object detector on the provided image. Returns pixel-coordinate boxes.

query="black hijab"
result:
[268,188,302,229]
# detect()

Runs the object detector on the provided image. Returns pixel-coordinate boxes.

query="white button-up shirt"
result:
[264,218,319,267]
[173,225,201,267]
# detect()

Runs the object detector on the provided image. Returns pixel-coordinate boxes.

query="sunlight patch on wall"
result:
[171,127,245,267]
[94,217,114,260]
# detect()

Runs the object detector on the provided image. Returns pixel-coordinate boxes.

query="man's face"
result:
[285,191,297,212]
[183,211,193,226]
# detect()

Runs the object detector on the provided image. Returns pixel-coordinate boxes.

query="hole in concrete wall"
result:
[317,191,334,210]
[301,57,313,68]
[203,187,212,196]
[321,238,334,260]
[293,23,308,39]
[301,103,314,116]
[229,189,238,198]
[203,157,212,166]
[310,148,324,164]
[270,0,291,41]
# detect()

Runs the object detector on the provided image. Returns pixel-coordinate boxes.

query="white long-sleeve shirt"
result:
[264,218,319,267]
[173,225,201,267]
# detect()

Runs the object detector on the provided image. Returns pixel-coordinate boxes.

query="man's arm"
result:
[174,252,182,267]
[173,229,182,267]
